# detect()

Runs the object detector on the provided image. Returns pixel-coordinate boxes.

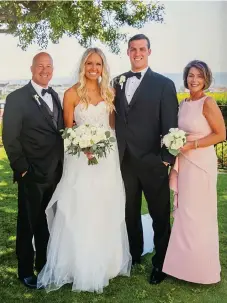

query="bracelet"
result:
[194,140,199,149]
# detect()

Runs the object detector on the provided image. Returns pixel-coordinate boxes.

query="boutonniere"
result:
[119,75,126,89]
[33,94,41,106]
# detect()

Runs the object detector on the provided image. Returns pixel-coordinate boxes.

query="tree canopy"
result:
[0,0,164,53]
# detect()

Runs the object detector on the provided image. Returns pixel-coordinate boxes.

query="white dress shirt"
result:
[125,67,149,104]
[31,80,53,111]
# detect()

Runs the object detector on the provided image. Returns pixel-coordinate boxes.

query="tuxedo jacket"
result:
[114,68,178,167]
[2,81,64,182]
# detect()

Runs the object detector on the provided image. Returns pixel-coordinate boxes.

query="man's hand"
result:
[163,161,169,166]
[22,171,27,177]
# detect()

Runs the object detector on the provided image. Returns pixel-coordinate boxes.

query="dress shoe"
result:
[149,267,167,285]
[19,275,37,289]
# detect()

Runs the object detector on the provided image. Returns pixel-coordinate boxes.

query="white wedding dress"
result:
[37,101,132,293]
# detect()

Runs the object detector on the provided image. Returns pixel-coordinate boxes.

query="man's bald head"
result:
[32,52,53,67]
[31,52,53,88]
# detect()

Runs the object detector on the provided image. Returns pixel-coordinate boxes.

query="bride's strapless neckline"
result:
[74,100,109,128]
[75,101,105,110]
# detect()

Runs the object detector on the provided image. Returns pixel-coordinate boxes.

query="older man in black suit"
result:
[3,52,64,288]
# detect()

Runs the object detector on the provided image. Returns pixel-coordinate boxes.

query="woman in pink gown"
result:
[163,60,226,284]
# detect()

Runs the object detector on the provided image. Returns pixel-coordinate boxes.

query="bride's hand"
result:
[84,152,94,160]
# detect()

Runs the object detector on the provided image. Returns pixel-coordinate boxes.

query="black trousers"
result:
[16,168,61,279]
[121,149,170,269]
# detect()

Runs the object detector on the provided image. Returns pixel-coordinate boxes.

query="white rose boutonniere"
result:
[33,94,41,106]
[119,75,126,89]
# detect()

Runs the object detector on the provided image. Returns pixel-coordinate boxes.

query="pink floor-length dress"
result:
[163,96,221,284]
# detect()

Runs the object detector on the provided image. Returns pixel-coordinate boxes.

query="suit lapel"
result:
[128,68,152,110]
[51,90,64,130]
[27,81,59,133]
[120,81,128,121]
[115,74,128,121]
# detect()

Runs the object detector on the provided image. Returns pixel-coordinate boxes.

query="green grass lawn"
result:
[0,147,227,303]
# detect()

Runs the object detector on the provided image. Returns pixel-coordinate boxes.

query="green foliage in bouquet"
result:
[61,125,116,165]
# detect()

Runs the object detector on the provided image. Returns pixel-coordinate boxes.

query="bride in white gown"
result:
[37,48,132,293]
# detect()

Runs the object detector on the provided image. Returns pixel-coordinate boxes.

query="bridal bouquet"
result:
[61,124,116,165]
[163,128,187,156]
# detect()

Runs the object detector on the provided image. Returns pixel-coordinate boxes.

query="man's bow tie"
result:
[127,71,142,80]
[41,87,52,96]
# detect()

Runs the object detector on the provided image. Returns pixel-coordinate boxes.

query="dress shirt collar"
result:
[130,66,149,76]
[31,80,49,96]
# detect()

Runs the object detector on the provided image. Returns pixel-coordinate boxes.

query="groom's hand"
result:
[162,161,169,166]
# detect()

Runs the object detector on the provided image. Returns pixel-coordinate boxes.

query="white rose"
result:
[73,138,79,145]
[178,130,186,139]
[163,134,174,148]
[83,134,92,142]
[79,140,88,149]
[70,131,77,138]
[94,129,106,141]
[92,135,101,144]
[75,125,86,135]
[163,136,171,148]
[79,138,93,148]
[171,138,183,150]
[174,133,180,139]
[171,142,177,150]
[90,126,98,133]
[168,133,175,141]
[169,128,178,133]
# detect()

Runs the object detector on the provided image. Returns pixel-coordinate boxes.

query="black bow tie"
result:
[41,87,52,96]
[127,71,142,80]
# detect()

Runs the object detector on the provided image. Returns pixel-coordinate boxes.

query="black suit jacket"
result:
[114,68,178,167]
[2,81,64,182]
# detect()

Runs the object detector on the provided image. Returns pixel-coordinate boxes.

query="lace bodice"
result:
[74,101,111,129]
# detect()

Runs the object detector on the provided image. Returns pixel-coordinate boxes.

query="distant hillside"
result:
[1,72,226,92]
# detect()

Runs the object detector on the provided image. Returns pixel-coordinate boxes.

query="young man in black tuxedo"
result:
[114,34,178,284]
[2,52,64,288]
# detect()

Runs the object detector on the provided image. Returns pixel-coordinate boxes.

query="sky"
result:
[0,1,226,81]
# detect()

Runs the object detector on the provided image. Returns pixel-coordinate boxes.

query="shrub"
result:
[216,141,227,168]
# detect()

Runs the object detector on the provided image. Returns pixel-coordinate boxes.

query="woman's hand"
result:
[180,141,195,152]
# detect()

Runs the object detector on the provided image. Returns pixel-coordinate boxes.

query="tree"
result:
[0,0,164,53]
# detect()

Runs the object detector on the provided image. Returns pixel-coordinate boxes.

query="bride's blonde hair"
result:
[77,48,115,112]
